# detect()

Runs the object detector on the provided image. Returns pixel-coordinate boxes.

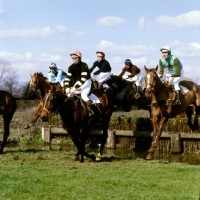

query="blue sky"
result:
[1,0,200,83]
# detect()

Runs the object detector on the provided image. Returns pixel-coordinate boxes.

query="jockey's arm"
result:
[74,64,89,89]
[127,66,137,78]
[93,61,110,75]
[159,60,164,76]
[89,63,96,73]
[64,68,73,89]
[171,58,181,77]
[118,67,126,77]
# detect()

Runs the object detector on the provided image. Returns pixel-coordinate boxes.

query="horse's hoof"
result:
[73,155,79,161]
[0,150,3,154]
[95,154,102,162]
[90,154,96,161]
[146,153,154,160]
[80,159,84,163]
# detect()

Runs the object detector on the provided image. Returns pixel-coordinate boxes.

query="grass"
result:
[0,150,200,200]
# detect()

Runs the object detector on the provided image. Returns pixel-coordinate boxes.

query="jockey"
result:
[159,45,184,105]
[119,59,143,99]
[89,51,112,89]
[64,50,94,116]
[47,63,66,87]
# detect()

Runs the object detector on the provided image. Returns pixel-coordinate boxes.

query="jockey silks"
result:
[48,68,66,85]
[89,59,111,75]
[64,61,90,89]
[159,55,183,77]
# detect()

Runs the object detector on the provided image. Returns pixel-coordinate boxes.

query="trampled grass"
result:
[0,149,200,200]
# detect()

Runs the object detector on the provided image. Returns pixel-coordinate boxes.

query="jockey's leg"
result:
[172,76,182,105]
[98,72,111,90]
[81,80,94,116]
[135,74,143,99]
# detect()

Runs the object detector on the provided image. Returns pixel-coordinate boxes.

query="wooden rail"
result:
[41,127,200,153]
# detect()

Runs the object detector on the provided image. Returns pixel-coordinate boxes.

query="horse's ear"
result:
[144,65,149,73]
[30,73,32,77]
[156,65,158,71]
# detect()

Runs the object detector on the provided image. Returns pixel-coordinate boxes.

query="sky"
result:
[1,0,200,83]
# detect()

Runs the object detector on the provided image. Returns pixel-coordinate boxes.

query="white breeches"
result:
[92,72,111,88]
[80,79,92,102]
[60,79,65,87]
[166,69,184,91]
[123,73,144,86]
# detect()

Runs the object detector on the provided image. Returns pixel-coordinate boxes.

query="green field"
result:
[0,149,200,200]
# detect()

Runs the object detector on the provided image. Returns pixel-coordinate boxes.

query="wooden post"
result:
[42,127,51,143]
[106,130,116,149]
[171,133,181,153]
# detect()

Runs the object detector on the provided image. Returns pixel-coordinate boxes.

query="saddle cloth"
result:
[70,91,101,104]
[180,84,189,93]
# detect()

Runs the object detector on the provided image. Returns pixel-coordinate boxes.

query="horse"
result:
[0,91,17,153]
[40,78,131,163]
[144,65,200,160]
[104,75,151,114]
[24,72,62,129]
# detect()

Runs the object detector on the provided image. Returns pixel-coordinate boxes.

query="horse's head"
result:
[144,65,160,98]
[29,73,39,91]
[40,86,62,121]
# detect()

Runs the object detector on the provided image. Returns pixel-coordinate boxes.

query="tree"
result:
[0,59,20,96]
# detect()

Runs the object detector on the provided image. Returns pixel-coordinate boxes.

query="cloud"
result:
[40,53,62,62]
[96,40,155,57]
[169,40,200,57]
[0,51,33,61]
[139,10,200,29]
[97,16,126,27]
[0,27,55,38]
[0,25,85,38]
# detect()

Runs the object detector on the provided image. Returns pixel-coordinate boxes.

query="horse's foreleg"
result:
[0,114,13,154]
[24,101,43,129]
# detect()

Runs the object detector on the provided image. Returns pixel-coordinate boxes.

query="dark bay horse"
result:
[144,65,200,160]
[0,91,17,153]
[40,86,116,162]
[104,75,151,114]
[24,72,62,129]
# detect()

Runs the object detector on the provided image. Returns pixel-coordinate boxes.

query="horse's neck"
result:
[154,84,171,102]
[37,77,51,97]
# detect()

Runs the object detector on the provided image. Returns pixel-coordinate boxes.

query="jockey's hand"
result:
[166,74,172,77]
[158,74,163,78]
[65,88,70,94]
[46,79,50,83]
[70,87,76,93]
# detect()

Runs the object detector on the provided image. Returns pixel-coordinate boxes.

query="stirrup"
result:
[173,100,181,105]
[135,93,140,99]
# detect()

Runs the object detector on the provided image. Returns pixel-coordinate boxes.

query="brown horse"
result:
[0,91,17,153]
[144,65,200,160]
[40,77,132,162]
[24,72,62,129]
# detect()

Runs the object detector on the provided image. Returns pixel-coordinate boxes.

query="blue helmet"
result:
[124,59,132,64]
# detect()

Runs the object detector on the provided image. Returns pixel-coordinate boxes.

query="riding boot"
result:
[173,90,181,105]
[86,100,94,116]
[135,86,140,99]
[98,82,103,90]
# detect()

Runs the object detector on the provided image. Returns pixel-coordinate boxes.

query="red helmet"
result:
[70,50,82,58]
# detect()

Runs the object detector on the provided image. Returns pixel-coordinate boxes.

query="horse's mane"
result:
[34,72,47,79]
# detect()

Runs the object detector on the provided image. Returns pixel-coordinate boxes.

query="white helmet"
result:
[160,45,171,54]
